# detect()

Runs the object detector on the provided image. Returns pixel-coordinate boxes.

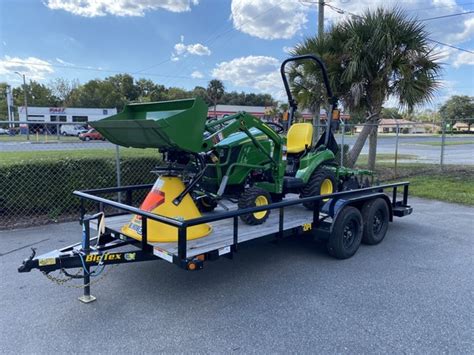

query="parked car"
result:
[79,129,105,141]
[0,128,9,135]
[60,125,88,136]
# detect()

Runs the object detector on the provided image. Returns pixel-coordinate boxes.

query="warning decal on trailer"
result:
[153,247,173,263]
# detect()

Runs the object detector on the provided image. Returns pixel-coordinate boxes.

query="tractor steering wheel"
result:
[265,122,284,134]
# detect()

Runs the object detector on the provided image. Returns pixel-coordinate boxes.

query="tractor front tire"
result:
[238,187,271,225]
[196,197,217,213]
[300,167,336,210]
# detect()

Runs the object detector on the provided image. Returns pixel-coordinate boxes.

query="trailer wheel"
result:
[196,196,217,213]
[301,167,336,210]
[238,187,271,225]
[327,206,363,259]
[361,198,389,245]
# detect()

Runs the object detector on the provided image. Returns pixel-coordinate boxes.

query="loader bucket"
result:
[90,97,209,153]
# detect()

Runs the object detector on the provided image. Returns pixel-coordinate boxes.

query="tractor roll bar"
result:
[280,54,338,146]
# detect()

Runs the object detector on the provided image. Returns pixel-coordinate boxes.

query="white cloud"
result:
[447,17,474,43]
[0,56,54,81]
[191,70,204,79]
[45,0,199,17]
[231,0,307,40]
[171,36,211,61]
[212,55,283,96]
[231,0,473,47]
[56,57,74,66]
[453,52,474,68]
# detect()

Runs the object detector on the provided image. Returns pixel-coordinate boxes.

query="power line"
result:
[420,10,474,21]
[323,4,474,55]
[427,39,474,54]
[162,0,287,87]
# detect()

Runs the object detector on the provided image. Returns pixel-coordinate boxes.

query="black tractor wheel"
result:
[361,198,389,245]
[300,167,336,210]
[238,187,272,225]
[196,196,218,213]
[327,206,363,259]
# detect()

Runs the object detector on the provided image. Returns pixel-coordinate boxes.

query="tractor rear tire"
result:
[196,197,217,213]
[361,198,389,245]
[300,167,336,210]
[238,187,271,225]
[327,206,363,259]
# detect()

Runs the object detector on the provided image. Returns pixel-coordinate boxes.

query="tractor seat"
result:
[287,123,313,154]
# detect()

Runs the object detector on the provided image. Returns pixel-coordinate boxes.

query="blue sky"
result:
[0,0,473,109]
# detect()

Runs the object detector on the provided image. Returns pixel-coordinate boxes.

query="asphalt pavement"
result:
[1,197,472,353]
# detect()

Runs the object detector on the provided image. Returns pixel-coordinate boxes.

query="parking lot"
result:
[1,197,472,353]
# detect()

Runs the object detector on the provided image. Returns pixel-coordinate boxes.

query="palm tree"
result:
[207,80,225,118]
[290,8,441,170]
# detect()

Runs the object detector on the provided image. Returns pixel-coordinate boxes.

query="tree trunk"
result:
[368,124,378,171]
[346,112,379,168]
[312,103,321,144]
[214,102,217,118]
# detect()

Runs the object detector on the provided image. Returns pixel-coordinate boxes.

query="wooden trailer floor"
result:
[92,202,317,259]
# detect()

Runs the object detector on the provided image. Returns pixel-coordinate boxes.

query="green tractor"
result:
[91,55,372,228]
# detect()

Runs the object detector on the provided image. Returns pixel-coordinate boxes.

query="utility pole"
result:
[312,1,324,143]
[318,1,324,36]
[15,71,30,140]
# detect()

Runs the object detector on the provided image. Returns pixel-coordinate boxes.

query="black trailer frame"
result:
[18,182,412,302]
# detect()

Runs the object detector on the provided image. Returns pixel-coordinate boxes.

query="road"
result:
[1,197,472,353]
[1,135,473,165]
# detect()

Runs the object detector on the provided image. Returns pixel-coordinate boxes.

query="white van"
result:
[60,125,88,136]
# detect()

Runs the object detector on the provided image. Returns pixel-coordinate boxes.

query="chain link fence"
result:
[0,121,160,229]
[1,119,473,229]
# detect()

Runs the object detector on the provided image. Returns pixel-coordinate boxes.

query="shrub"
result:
[0,156,159,224]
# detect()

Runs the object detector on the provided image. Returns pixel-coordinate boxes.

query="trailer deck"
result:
[91,201,316,259]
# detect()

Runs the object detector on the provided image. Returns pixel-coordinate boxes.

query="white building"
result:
[18,106,117,123]
[208,104,321,120]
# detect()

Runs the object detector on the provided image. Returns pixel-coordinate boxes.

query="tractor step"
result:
[283,176,305,190]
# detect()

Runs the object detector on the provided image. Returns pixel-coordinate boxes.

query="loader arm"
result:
[202,112,286,195]
[203,112,283,163]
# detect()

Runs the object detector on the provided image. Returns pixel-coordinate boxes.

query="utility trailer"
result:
[18,182,412,303]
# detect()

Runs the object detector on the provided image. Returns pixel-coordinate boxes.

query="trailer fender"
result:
[323,193,393,234]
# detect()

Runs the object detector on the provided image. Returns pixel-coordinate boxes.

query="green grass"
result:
[409,140,474,146]
[0,148,160,166]
[0,135,79,142]
[356,154,417,165]
[378,164,474,206]
[398,174,474,205]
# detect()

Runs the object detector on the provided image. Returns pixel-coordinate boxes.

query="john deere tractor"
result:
[90,55,372,242]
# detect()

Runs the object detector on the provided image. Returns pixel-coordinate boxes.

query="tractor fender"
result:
[321,192,393,233]
[295,149,335,183]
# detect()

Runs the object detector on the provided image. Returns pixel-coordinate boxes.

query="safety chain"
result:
[42,264,117,289]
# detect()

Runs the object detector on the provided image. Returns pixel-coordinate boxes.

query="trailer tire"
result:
[196,197,217,213]
[361,198,389,245]
[327,206,363,259]
[238,187,271,225]
[301,167,336,210]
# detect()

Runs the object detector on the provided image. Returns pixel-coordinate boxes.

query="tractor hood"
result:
[90,97,209,153]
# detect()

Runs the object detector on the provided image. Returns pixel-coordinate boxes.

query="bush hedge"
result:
[0,156,159,223]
